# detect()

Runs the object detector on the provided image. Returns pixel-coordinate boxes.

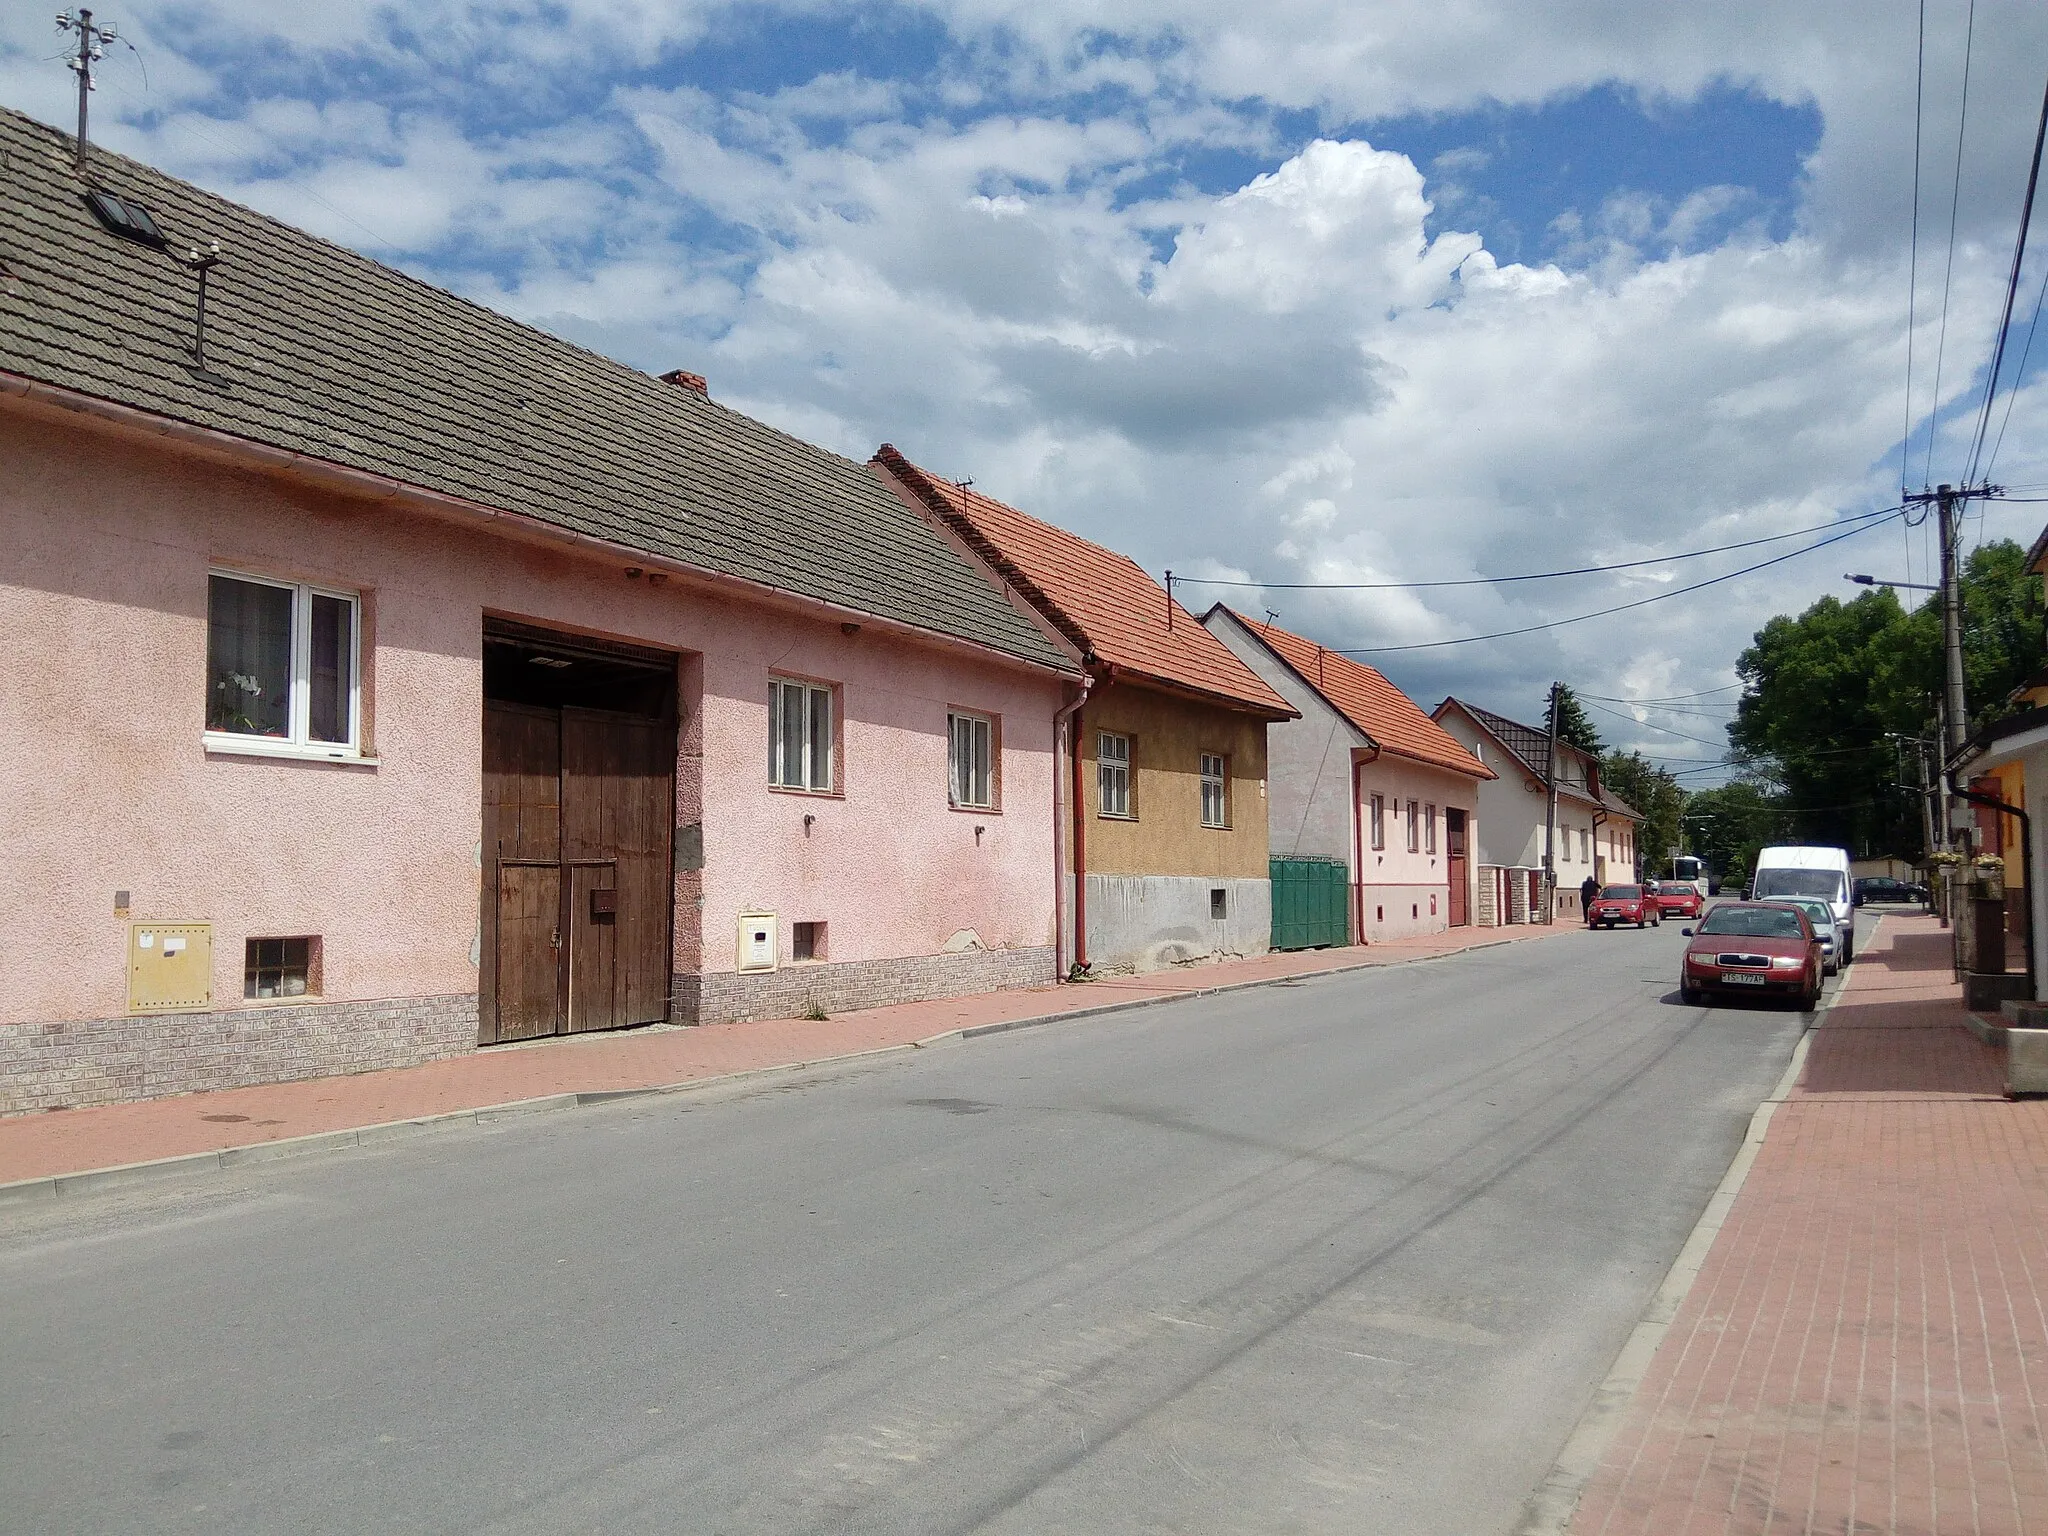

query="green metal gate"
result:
[1270,857,1350,951]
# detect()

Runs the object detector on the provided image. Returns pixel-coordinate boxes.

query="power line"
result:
[1172,504,1900,592]
[1582,684,1745,703]
[1971,57,2048,485]
[1581,699,1731,751]
[1330,507,1907,655]
[1903,0,1928,493]
[1923,0,1978,487]
[1597,701,1739,719]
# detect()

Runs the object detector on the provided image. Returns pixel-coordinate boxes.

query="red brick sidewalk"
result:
[0,920,1571,1188]
[1570,915,2048,1536]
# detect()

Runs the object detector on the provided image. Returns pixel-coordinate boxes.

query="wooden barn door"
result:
[562,708,673,1033]
[481,701,674,1044]
[1445,809,1470,927]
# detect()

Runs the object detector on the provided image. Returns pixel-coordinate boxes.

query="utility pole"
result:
[1936,485,1970,774]
[1904,478,2000,927]
[55,11,117,177]
[1542,682,1562,925]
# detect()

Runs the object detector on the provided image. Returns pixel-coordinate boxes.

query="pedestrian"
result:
[1580,873,1600,922]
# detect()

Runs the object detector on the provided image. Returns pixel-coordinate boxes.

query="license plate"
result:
[1720,972,1766,986]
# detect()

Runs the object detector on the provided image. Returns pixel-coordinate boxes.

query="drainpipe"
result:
[1948,770,2035,999]
[1055,675,1094,976]
[1350,746,1380,945]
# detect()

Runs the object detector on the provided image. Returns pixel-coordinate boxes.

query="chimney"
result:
[659,369,709,396]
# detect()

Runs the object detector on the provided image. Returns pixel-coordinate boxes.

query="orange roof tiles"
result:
[1223,610,1494,780]
[878,448,1295,718]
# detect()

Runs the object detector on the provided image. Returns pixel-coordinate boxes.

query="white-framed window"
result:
[205,570,361,758]
[1370,793,1386,850]
[769,676,835,792]
[1424,803,1436,854]
[1407,799,1421,854]
[1200,753,1229,828]
[1581,828,1591,863]
[1098,731,1132,818]
[949,710,996,809]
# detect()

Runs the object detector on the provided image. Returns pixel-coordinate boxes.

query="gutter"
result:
[0,371,1080,682]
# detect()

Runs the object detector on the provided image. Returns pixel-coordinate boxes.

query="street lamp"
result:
[1845,574,1940,591]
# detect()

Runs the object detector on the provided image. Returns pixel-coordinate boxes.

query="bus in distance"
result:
[1671,855,1711,897]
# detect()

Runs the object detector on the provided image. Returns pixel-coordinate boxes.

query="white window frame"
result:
[948,709,996,810]
[202,568,363,763]
[1407,799,1421,854]
[769,676,836,793]
[1424,803,1436,855]
[1200,753,1229,829]
[1098,731,1133,819]
[1370,793,1386,851]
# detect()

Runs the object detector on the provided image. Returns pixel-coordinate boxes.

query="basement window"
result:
[1210,888,1228,920]
[245,936,319,999]
[792,921,825,962]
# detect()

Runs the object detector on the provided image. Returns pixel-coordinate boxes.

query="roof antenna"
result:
[1262,609,1279,628]
[56,10,117,178]
[179,241,222,369]
[1165,570,1174,630]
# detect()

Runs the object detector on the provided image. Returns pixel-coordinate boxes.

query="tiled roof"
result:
[1219,610,1492,779]
[878,448,1295,718]
[0,107,1071,675]
[1441,699,1642,820]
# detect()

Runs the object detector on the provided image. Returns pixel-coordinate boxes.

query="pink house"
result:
[1203,609,1495,943]
[0,107,1081,1113]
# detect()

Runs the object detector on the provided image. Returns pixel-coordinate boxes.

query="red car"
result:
[1679,901,1823,1008]
[1654,885,1704,920]
[1587,883,1659,928]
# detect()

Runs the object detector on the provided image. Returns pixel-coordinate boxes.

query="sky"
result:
[6,0,2048,784]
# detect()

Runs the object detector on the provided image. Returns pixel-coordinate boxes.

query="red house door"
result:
[1445,809,1470,927]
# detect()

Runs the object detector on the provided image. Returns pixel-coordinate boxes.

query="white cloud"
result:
[5,0,2048,754]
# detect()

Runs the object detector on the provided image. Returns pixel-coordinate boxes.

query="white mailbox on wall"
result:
[737,912,778,973]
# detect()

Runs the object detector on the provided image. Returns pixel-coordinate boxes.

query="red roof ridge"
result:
[876,448,1295,718]
[1220,607,1494,780]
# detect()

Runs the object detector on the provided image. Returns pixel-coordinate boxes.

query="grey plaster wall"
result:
[1084,874,1271,971]
[1203,610,1365,864]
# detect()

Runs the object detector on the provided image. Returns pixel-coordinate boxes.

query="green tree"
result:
[1553,684,1603,755]
[1727,538,2045,859]
[1682,781,1786,891]
[1600,750,1685,876]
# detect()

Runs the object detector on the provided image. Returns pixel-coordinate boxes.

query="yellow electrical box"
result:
[127,922,214,1013]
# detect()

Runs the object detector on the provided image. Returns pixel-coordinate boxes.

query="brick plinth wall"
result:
[1,994,478,1115]
[676,945,1058,1026]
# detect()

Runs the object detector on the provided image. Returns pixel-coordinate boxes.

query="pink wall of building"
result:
[0,400,1064,1036]
[1351,753,1482,942]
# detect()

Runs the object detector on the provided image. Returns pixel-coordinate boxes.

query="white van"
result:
[1749,846,1855,962]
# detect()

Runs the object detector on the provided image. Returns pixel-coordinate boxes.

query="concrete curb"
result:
[0,928,1565,1210]
[1510,915,1866,1536]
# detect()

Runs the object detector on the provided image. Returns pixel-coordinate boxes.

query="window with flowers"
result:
[206,572,360,755]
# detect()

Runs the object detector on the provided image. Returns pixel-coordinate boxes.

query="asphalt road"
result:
[0,916,1833,1535]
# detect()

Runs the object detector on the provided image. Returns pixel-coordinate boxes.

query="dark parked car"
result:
[1588,883,1659,929]
[1679,902,1823,1008]
[1853,877,1918,906]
